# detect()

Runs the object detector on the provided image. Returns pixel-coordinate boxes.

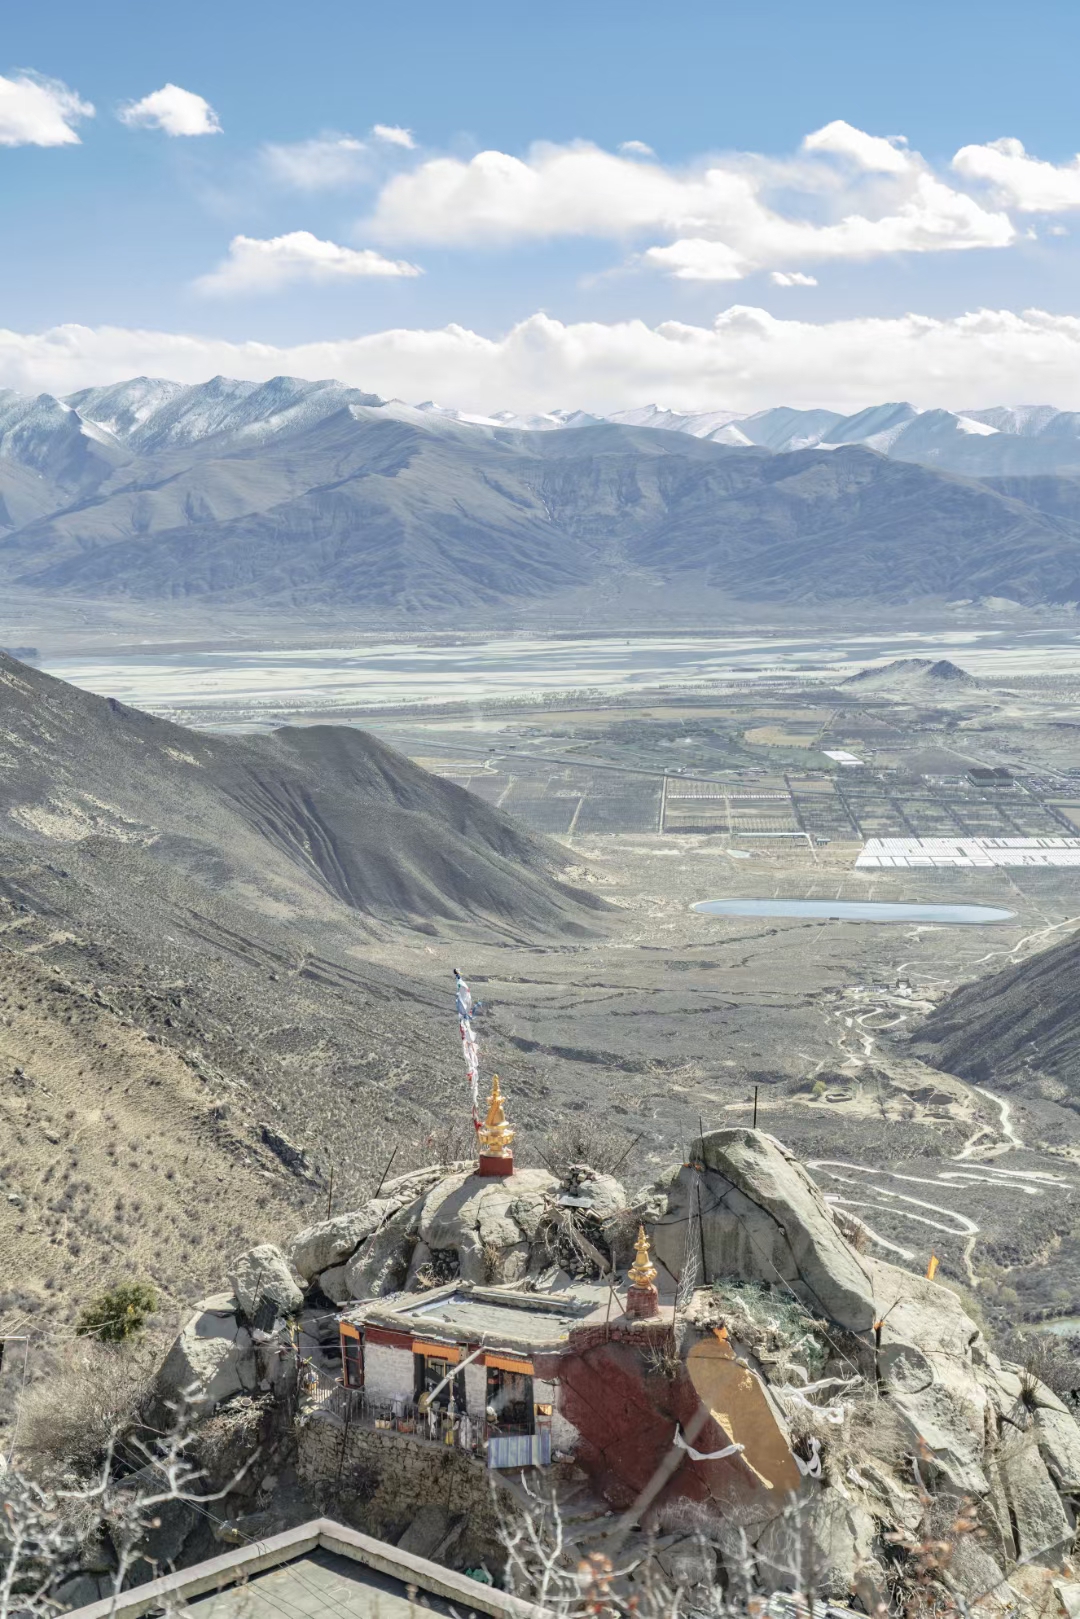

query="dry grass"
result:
[999,1329,1080,1409]
[0,951,301,1341]
[15,1335,166,1475]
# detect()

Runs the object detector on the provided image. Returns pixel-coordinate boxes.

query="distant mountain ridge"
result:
[10,373,1080,477]
[7,375,1080,611]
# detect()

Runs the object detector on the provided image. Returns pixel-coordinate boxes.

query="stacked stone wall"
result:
[298,1417,506,1568]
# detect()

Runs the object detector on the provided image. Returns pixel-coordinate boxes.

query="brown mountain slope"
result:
[912,928,1080,1101]
[0,653,602,936]
[0,950,302,1333]
[0,655,603,1344]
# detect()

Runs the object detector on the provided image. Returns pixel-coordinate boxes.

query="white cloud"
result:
[643,239,747,281]
[6,305,1080,414]
[0,72,93,147]
[194,231,422,294]
[953,136,1080,212]
[372,123,415,149]
[770,270,818,286]
[642,174,1011,280]
[119,84,221,137]
[368,131,1014,279]
[262,134,368,189]
[620,140,655,157]
[802,119,911,174]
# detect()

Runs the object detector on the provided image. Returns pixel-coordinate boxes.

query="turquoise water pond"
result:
[692,899,1015,924]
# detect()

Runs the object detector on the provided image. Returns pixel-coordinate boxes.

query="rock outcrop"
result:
[417,1166,558,1286]
[148,1128,1080,1617]
[286,1207,389,1282]
[640,1128,1080,1606]
[645,1129,876,1331]
[229,1245,305,1320]
[156,1294,257,1409]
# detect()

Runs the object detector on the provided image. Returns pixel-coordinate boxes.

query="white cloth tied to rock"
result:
[673,1425,745,1462]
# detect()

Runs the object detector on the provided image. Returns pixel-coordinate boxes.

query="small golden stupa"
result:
[626,1223,659,1317]
[629,1225,658,1288]
[477,1075,515,1176]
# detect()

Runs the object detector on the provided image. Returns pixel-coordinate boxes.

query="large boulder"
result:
[645,1130,876,1333]
[946,1536,1011,1606]
[157,1295,256,1409]
[559,1167,627,1222]
[991,1429,1072,1565]
[55,1574,112,1609]
[871,1264,993,1496]
[343,1199,424,1300]
[318,1263,351,1304]
[229,1244,304,1319]
[419,1167,558,1285]
[286,1166,460,1287]
[1034,1406,1080,1494]
[754,1489,881,1600]
[111,1489,200,1577]
[286,1207,389,1282]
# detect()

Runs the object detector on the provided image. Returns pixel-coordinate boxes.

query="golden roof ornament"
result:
[628,1224,658,1290]
[478,1075,514,1158]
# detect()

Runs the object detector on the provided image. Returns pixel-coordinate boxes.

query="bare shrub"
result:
[831,1206,870,1253]
[998,1329,1080,1410]
[532,1119,636,1178]
[16,1335,164,1475]
[1,1404,255,1619]
[710,1280,829,1380]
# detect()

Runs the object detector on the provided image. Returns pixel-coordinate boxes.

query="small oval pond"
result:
[692,898,1015,924]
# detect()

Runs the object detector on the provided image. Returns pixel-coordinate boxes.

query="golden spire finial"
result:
[628,1224,658,1289]
[478,1074,514,1158]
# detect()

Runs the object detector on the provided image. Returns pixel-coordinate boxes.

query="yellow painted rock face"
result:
[685,1333,802,1496]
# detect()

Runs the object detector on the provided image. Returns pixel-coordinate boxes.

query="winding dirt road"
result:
[810,978,1077,1284]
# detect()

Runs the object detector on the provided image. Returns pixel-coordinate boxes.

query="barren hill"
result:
[0,654,602,1334]
[842,657,979,693]
[0,654,597,933]
[913,928,1080,1101]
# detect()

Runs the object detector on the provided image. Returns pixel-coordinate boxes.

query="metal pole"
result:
[608,1132,645,1177]
[373,1145,398,1199]
[325,1163,334,1221]
[753,1086,759,1129]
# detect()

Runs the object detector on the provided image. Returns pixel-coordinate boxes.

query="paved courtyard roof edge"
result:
[63,1517,549,1619]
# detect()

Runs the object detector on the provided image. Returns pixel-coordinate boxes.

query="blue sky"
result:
[6,0,1080,410]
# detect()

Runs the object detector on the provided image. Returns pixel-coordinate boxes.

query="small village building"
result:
[339,1282,608,1467]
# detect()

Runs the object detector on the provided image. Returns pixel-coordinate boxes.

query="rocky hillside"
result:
[58,1128,1080,1615]
[0,654,603,1335]
[913,927,1080,1100]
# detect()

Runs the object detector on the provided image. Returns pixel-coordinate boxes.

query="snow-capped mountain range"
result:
[5,374,1080,484]
[430,397,1080,477]
[6,374,1080,613]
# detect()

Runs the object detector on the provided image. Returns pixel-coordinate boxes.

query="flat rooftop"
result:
[351,1283,608,1348]
[407,1289,597,1343]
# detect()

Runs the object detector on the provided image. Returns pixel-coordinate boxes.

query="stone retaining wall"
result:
[298,1417,506,1569]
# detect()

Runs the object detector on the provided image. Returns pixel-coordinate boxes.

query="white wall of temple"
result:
[464,1360,487,1416]
[534,1377,580,1454]
[364,1343,414,1404]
